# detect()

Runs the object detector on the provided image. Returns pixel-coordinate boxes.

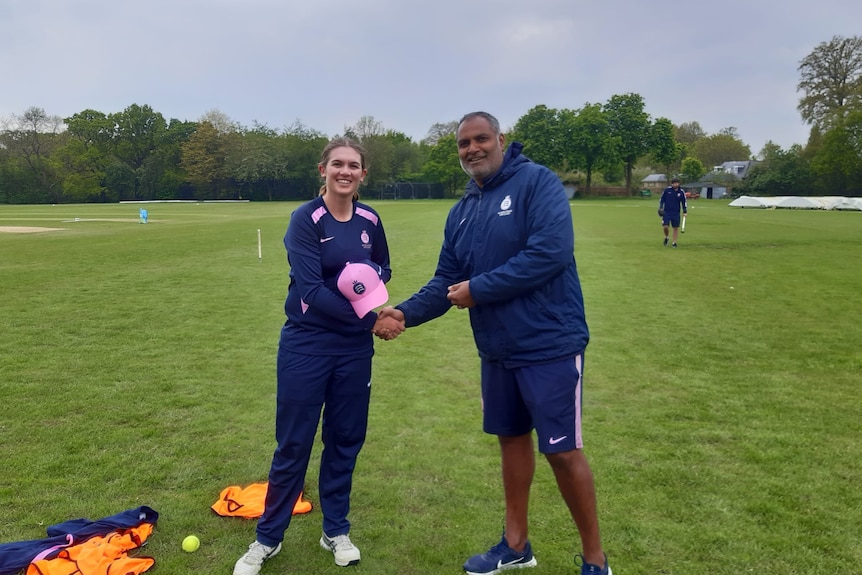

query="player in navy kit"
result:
[234,138,403,575]
[380,112,610,575]
[658,178,688,247]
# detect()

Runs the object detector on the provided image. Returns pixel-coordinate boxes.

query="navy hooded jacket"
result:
[396,142,589,367]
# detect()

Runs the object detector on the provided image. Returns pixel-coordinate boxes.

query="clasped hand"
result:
[373,307,406,340]
[446,280,474,309]
[373,281,472,341]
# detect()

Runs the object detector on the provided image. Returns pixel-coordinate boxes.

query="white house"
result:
[685,160,759,199]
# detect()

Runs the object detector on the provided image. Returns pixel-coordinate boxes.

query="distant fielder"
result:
[658,178,688,247]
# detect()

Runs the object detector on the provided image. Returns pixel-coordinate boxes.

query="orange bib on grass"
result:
[26,524,154,575]
[211,482,312,518]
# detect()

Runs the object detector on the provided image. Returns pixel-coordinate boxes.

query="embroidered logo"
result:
[549,436,568,445]
[498,195,513,217]
[351,280,367,295]
[361,230,371,248]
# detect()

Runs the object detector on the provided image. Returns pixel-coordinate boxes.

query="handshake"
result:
[371,281,474,341]
[372,307,406,341]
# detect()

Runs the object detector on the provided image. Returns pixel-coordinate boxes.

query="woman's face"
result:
[319,146,366,197]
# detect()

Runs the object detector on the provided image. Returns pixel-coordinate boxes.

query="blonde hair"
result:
[318,137,368,201]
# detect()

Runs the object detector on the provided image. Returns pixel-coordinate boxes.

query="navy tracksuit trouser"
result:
[255,349,372,547]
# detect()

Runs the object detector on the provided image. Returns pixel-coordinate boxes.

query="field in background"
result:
[1,200,860,574]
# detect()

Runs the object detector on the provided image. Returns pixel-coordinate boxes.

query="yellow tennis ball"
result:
[182,535,200,552]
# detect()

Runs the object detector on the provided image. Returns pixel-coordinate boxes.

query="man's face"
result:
[457,116,505,186]
[672,181,680,190]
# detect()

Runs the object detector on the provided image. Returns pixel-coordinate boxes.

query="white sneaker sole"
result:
[233,542,281,575]
[319,536,360,567]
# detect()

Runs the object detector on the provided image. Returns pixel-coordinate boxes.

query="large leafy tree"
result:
[680,157,706,184]
[691,128,752,169]
[65,109,115,151]
[511,104,562,169]
[60,108,194,201]
[344,116,424,191]
[0,135,9,203]
[422,133,466,196]
[385,130,424,182]
[279,121,328,200]
[0,107,66,203]
[62,110,115,200]
[226,123,284,201]
[649,117,681,176]
[798,35,862,130]
[181,121,229,199]
[739,142,813,196]
[560,104,616,194]
[108,104,170,199]
[346,115,385,141]
[154,119,197,199]
[356,134,394,191]
[345,116,392,190]
[674,121,707,168]
[809,109,862,194]
[180,109,245,200]
[422,121,458,146]
[110,104,167,171]
[604,93,651,193]
[675,121,707,146]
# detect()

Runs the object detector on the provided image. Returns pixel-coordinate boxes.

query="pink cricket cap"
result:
[336,261,389,318]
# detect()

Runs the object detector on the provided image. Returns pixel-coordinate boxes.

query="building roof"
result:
[714,160,757,178]
[641,173,668,183]
[685,160,759,187]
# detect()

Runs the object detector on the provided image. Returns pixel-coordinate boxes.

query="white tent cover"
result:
[729,196,861,211]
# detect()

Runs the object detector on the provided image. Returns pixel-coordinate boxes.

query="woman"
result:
[234,138,403,575]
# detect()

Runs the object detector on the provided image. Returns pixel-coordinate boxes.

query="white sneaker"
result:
[319,532,361,566]
[233,541,282,575]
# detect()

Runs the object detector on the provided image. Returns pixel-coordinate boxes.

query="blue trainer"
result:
[463,536,537,575]
[576,553,612,575]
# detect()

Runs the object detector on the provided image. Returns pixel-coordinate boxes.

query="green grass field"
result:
[1,199,860,574]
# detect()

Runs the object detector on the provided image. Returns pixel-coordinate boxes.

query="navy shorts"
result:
[662,215,681,227]
[480,355,585,453]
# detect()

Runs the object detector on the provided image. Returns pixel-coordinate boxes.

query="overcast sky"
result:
[2,0,860,155]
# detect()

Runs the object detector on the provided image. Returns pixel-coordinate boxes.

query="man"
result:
[379,112,611,575]
[658,178,688,247]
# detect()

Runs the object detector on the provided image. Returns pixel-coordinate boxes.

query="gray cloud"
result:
[2,0,859,155]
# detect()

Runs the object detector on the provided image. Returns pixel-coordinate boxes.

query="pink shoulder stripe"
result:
[311,206,327,224]
[354,207,379,226]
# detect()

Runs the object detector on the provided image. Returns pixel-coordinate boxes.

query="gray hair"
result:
[458,111,501,136]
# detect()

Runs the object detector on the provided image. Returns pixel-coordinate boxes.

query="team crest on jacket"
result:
[361,230,371,248]
[498,195,513,217]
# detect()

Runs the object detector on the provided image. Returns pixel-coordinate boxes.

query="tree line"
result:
[2,35,860,204]
[0,100,747,204]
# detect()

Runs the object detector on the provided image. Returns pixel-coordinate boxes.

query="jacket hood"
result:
[465,141,528,195]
